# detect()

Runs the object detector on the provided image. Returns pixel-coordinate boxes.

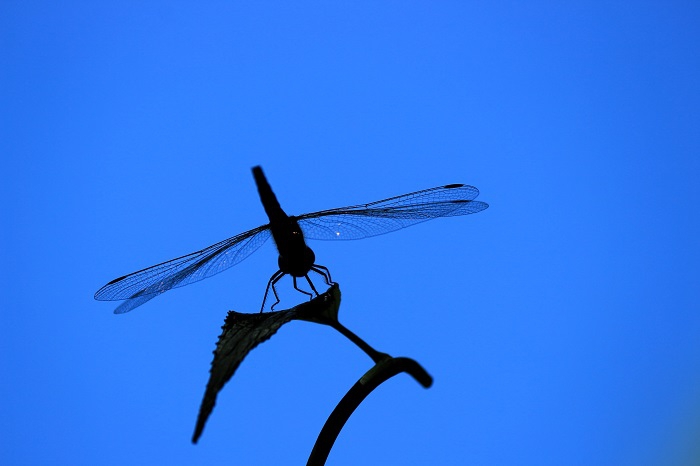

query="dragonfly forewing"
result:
[296,184,488,241]
[95,226,271,313]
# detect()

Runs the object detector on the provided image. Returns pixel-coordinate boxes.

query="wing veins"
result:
[295,184,487,241]
[95,225,270,302]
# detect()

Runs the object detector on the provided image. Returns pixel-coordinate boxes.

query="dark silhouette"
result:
[94,166,488,313]
[307,357,432,466]
[191,283,432,465]
[191,285,345,444]
[252,166,334,312]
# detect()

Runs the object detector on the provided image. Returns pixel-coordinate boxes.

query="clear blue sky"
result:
[2,2,700,465]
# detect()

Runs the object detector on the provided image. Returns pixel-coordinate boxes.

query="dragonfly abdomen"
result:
[253,166,286,222]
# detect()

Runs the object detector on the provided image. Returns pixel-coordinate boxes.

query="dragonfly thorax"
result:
[278,246,316,277]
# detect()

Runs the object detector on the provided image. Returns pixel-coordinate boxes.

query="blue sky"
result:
[2,2,700,465]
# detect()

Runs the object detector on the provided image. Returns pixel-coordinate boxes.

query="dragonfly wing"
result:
[296,184,488,240]
[112,291,159,315]
[95,226,271,313]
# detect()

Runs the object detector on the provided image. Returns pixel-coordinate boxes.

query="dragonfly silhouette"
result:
[94,166,489,314]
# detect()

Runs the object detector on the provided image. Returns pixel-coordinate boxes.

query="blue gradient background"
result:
[2,2,699,465]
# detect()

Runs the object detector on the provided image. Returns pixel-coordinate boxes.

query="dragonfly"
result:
[94,166,489,314]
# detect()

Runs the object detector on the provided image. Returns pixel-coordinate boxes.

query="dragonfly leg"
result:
[303,274,321,298]
[269,275,286,311]
[293,276,315,299]
[261,270,285,313]
[311,264,334,286]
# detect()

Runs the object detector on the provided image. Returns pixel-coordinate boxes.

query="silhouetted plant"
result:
[192,284,432,465]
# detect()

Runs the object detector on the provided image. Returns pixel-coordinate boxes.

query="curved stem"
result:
[328,320,389,364]
[306,356,432,466]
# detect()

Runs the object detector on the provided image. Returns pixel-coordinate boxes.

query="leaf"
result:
[192,284,341,443]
